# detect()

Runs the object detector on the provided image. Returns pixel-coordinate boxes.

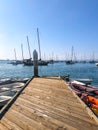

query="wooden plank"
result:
[4,109,51,130]
[0,122,10,130]
[20,92,89,115]
[11,102,78,130]
[1,117,23,130]
[23,96,88,115]
[13,97,95,124]
[13,100,97,130]
[25,83,76,98]
[30,77,66,88]
[30,80,68,89]
[13,97,98,130]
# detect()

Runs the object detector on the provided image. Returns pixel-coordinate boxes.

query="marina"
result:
[0,57,98,129]
[1,60,98,86]
[0,0,98,129]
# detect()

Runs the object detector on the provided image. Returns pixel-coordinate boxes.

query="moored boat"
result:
[23,59,33,66]
[75,78,92,85]
[0,82,25,89]
[70,81,98,98]
[0,88,17,96]
[95,63,98,66]
[0,78,12,85]
[70,80,98,116]
[0,78,29,85]
[23,59,48,66]
[91,107,98,116]
[65,46,76,65]
[70,82,97,92]
[82,95,98,116]
[11,78,29,83]
[0,82,25,96]
[65,60,75,65]
[0,95,12,107]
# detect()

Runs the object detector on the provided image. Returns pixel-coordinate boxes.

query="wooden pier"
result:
[0,77,98,130]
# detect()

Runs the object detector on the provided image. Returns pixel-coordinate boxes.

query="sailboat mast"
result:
[71,46,74,61]
[26,36,31,59]
[21,44,24,60]
[92,52,95,61]
[14,48,17,61]
[37,28,41,61]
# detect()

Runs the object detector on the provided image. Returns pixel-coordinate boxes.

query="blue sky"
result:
[0,0,98,60]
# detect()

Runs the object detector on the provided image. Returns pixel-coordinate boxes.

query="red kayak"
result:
[81,95,98,116]
[70,82,98,97]
[71,82,97,92]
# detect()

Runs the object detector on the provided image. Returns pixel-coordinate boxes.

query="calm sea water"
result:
[0,60,98,87]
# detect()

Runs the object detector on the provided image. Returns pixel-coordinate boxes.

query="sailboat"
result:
[89,52,96,63]
[37,28,48,66]
[65,46,76,65]
[12,49,18,65]
[23,29,48,66]
[10,49,22,65]
[23,36,33,66]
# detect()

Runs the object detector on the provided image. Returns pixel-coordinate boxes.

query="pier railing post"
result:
[33,50,38,77]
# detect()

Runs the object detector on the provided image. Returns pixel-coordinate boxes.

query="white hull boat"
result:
[0,78,12,85]
[0,89,17,96]
[74,78,92,85]
[0,95,12,107]
[0,82,25,96]
[96,63,98,66]
[0,82,25,89]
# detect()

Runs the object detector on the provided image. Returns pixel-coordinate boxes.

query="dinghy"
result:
[11,78,29,83]
[0,88,17,96]
[0,95,12,107]
[0,82,25,89]
[0,78,12,85]
[0,82,25,96]
[0,78,29,85]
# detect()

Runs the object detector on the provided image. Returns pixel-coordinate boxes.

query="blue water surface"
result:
[0,60,98,86]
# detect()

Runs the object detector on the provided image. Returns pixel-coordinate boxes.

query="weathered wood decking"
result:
[0,77,98,130]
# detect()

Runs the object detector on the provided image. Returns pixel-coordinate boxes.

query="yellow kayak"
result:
[91,107,98,116]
